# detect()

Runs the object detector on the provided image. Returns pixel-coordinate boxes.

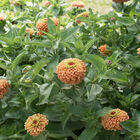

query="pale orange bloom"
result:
[0,79,10,99]
[75,12,88,24]
[25,113,49,136]
[113,0,129,2]
[101,108,129,131]
[56,58,86,85]
[0,14,5,21]
[10,0,20,5]
[137,48,140,54]
[25,28,35,37]
[36,18,59,35]
[98,44,110,55]
[72,1,85,8]
[42,1,51,7]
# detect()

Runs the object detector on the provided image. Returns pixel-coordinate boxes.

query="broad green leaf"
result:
[124,54,140,68]
[10,52,25,70]
[104,69,128,83]
[0,35,14,45]
[96,107,112,117]
[85,54,106,74]
[47,18,56,34]
[87,84,102,102]
[61,26,79,41]
[61,112,72,130]
[120,120,139,134]
[0,64,9,70]
[117,17,134,26]
[37,83,55,105]
[47,123,78,139]
[31,58,48,79]
[84,39,97,53]
[25,93,38,110]
[78,127,97,140]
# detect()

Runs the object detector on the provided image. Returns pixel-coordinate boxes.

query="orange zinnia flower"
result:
[98,44,110,55]
[112,0,129,2]
[101,108,129,131]
[25,28,35,37]
[56,58,86,85]
[72,1,85,8]
[36,18,59,35]
[42,1,51,7]
[0,79,10,99]
[0,14,5,21]
[75,12,89,24]
[137,48,140,54]
[25,113,49,136]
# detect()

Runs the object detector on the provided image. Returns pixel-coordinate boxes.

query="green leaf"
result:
[104,69,128,83]
[10,51,25,70]
[117,17,134,26]
[96,107,112,117]
[120,120,139,134]
[78,127,97,140]
[47,18,56,34]
[31,58,48,79]
[25,93,38,110]
[0,35,14,45]
[85,54,106,74]
[84,39,97,53]
[0,63,9,70]
[87,84,102,102]
[61,112,72,130]
[61,26,79,41]
[37,83,55,105]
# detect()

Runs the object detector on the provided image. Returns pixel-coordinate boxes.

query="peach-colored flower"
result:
[25,113,49,136]
[10,0,20,5]
[36,18,59,35]
[75,12,89,24]
[101,108,129,131]
[25,28,35,37]
[98,44,110,55]
[60,26,64,30]
[0,79,10,99]
[56,58,86,85]
[42,1,51,7]
[72,1,85,8]
[112,0,129,2]
[0,14,6,21]
[137,48,140,54]
[51,17,59,26]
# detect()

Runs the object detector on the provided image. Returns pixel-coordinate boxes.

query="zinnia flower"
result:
[42,1,51,7]
[101,108,129,131]
[10,0,20,5]
[137,48,140,54]
[98,44,110,55]
[0,79,10,99]
[0,14,5,21]
[56,58,86,85]
[75,12,89,24]
[36,18,59,35]
[24,113,49,136]
[25,28,35,37]
[72,1,85,8]
[112,0,129,2]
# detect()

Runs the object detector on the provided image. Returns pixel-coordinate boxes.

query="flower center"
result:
[33,120,37,124]
[68,62,75,65]
[110,111,115,115]
[32,119,39,126]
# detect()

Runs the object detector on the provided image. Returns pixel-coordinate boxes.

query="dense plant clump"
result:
[0,0,140,139]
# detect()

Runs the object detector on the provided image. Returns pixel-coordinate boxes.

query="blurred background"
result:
[66,0,112,14]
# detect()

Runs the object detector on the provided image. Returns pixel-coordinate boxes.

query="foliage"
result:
[0,0,140,139]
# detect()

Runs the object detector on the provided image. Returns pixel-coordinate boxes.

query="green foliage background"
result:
[0,0,140,140]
